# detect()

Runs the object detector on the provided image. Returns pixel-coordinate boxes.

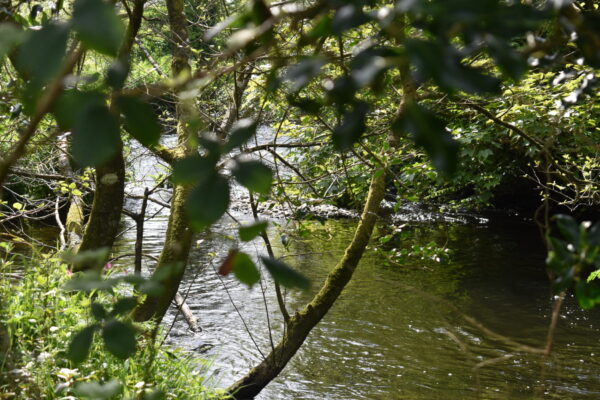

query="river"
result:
[105,133,600,399]
[109,200,600,399]
[14,134,600,399]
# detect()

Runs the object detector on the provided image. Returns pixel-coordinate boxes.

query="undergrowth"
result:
[0,243,225,399]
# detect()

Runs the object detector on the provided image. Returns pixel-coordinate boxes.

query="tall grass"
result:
[0,243,225,399]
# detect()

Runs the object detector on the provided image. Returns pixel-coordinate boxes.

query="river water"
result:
[110,207,600,399]
[14,134,599,399]
[108,135,600,399]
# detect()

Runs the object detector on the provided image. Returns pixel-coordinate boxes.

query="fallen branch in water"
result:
[174,292,200,333]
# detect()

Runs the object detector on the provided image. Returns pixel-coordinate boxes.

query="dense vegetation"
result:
[1,0,599,398]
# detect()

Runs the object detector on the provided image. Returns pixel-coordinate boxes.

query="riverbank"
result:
[0,245,226,399]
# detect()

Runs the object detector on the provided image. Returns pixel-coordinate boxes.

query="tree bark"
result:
[74,149,125,270]
[75,0,146,270]
[133,0,196,323]
[228,171,386,399]
[133,183,193,322]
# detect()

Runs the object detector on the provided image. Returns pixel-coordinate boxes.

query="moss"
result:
[65,196,85,238]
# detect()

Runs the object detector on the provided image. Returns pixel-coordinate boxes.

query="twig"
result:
[55,196,66,250]
[0,46,84,193]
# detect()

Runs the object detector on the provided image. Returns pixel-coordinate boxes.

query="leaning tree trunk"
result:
[133,182,193,322]
[74,0,146,270]
[228,171,386,399]
[133,0,196,323]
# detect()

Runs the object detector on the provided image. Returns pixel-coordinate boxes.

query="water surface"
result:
[112,209,600,400]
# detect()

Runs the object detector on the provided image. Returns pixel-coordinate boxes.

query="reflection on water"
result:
[111,210,600,400]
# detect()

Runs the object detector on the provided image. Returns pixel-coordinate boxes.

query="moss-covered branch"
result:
[228,170,386,399]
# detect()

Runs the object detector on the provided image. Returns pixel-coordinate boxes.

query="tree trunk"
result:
[74,28,135,264]
[133,0,196,323]
[133,183,193,322]
[56,133,85,247]
[74,0,146,270]
[228,171,386,399]
[75,149,125,270]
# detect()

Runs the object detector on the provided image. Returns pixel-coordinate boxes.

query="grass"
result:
[0,242,226,399]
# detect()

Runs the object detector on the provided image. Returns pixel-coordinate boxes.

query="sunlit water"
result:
[13,132,600,399]
[111,133,600,399]
[109,209,600,399]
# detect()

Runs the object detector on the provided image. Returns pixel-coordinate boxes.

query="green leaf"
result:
[350,47,398,88]
[102,319,136,359]
[233,252,260,287]
[74,380,121,399]
[171,155,215,185]
[575,281,600,310]
[110,297,137,316]
[589,222,600,247]
[67,325,96,364]
[239,221,268,242]
[0,23,25,61]
[62,248,110,271]
[393,103,458,175]
[287,97,323,115]
[64,273,120,292]
[554,214,580,248]
[261,256,310,290]
[284,57,326,93]
[91,302,107,321]
[299,15,332,45]
[73,0,125,56]
[117,95,161,147]
[53,90,106,130]
[327,76,358,105]
[332,102,369,151]
[224,119,257,152]
[17,22,69,85]
[106,59,130,89]
[406,39,501,94]
[486,36,527,80]
[587,269,600,283]
[71,104,121,167]
[185,173,230,231]
[136,280,164,296]
[331,4,370,35]
[233,160,273,194]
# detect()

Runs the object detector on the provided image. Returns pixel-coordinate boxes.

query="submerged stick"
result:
[173,292,199,333]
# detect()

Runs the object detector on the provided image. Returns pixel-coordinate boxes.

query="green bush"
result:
[0,243,225,399]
